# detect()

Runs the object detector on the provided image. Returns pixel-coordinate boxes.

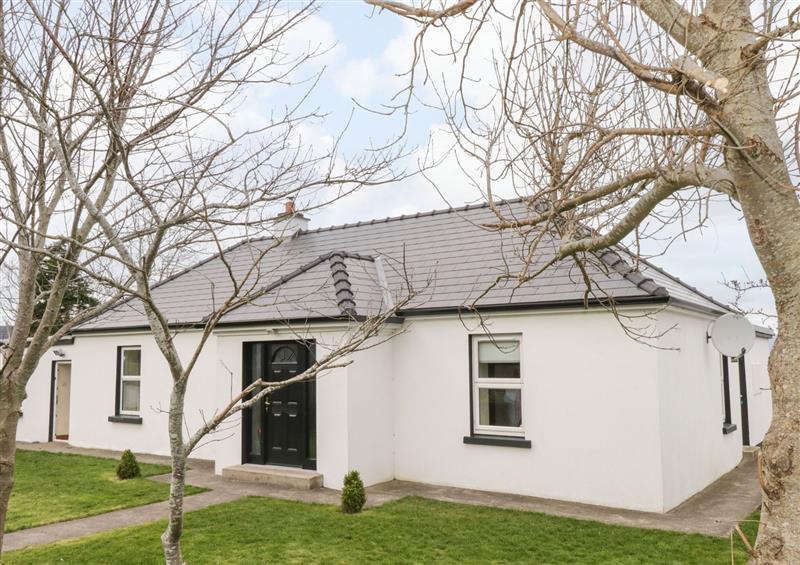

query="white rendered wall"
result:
[17,347,71,442]
[19,331,218,461]
[655,308,743,511]
[344,339,395,487]
[18,306,753,512]
[744,336,773,446]
[20,323,395,491]
[314,362,350,488]
[391,309,667,512]
[212,332,250,473]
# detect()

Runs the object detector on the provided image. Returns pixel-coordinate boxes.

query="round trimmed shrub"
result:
[341,470,366,514]
[116,449,141,480]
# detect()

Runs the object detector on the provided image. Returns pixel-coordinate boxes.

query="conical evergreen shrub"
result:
[116,449,141,480]
[341,470,366,514]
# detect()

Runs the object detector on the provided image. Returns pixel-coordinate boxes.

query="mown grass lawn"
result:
[4,496,760,564]
[6,450,204,532]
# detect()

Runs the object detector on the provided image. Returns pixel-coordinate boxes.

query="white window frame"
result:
[471,335,524,437]
[119,346,141,416]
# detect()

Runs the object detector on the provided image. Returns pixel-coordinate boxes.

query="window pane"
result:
[121,380,140,412]
[478,340,520,379]
[478,340,519,363]
[271,345,298,365]
[122,349,141,376]
[478,388,521,428]
[251,344,264,382]
[250,391,263,457]
[479,362,520,379]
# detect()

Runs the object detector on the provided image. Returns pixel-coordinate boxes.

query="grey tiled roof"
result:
[78,199,728,331]
[217,252,382,324]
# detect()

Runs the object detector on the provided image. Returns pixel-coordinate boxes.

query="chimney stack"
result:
[273,198,309,238]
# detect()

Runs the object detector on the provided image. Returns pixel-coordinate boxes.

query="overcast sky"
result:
[254,2,776,323]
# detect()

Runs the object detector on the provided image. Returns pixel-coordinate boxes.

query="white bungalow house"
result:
[17,199,772,513]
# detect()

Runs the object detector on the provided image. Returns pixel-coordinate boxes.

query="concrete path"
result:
[370,454,761,537]
[3,487,240,552]
[5,442,761,552]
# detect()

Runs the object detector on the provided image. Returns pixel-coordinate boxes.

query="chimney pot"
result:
[273,198,309,237]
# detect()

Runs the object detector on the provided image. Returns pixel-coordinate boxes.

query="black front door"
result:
[242,341,316,469]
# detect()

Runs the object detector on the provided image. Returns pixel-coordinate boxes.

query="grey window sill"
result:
[463,435,531,449]
[108,415,142,425]
[722,423,738,435]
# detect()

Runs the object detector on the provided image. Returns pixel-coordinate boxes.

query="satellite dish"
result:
[709,314,756,358]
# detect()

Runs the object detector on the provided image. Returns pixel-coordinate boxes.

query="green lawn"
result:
[6,450,204,533]
[4,496,760,564]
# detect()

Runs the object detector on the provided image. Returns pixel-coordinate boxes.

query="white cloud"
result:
[283,12,342,67]
[313,122,492,227]
[331,22,415,104]
[336,58,380,99]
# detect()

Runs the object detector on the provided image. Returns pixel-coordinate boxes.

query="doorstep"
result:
[221,464,323,490]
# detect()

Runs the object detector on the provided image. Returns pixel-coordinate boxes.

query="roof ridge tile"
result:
[597,250,669,298]
[329,252,356,317]
[295,197,527,236]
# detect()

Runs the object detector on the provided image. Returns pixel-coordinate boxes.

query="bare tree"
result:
[724,276,775,325]
[0,0,143,546]
[0,0,417,562]
[101,243,417,565]
[367,0,799,562]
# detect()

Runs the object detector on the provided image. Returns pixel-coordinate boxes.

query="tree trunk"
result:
[733,132,800,565]
[755,315,800,563]
[729,97,800,565]
[161,381,188,565]
[731,135,800,565]
[0,379,26,554]
[161,454,187,565]
[729,120,800,565]
[695,2,800,561]
[737,154,800,565]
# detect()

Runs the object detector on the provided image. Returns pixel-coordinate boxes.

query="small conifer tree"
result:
[116,449,141,480]
[341,470,366,514]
